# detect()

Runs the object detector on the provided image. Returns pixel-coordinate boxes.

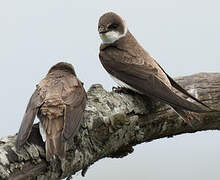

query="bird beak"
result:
[98,26,108,34]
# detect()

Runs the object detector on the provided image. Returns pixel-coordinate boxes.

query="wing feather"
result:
[62,78,87,143]
[154,61,212,110]
[100,51,208,113]
[16,88,44,149]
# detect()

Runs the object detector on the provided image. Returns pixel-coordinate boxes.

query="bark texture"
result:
[0,73,220,180]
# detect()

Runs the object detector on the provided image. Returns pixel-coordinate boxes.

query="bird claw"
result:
[112,86,131,94]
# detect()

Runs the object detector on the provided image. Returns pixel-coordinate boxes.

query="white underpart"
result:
[110,75,143,94]
[39,122,46,142]
[100,26,128,44]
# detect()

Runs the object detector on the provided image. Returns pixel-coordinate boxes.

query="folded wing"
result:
[16,88,45,149]
[100,51,209,113]
[62,77,87,143]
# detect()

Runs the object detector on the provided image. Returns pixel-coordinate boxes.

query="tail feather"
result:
[155,61,212,110]
[39,101,67,161]
[46,132,66,161]
[46,137,54,161]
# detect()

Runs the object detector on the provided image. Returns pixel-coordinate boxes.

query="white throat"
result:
[100,27,128,44]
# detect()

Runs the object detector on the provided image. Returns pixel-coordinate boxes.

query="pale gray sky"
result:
[0,1,220,180]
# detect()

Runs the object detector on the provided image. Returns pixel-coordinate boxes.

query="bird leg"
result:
[112,86,136,95]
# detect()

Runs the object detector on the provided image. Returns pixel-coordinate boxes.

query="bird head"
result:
[48,62,76,76]
[98,12,127,44]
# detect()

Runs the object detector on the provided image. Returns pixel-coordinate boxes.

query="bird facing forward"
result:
[98,12,214,125]
[16,62,87,161]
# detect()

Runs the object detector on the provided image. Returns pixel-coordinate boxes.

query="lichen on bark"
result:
[0,73,219,180]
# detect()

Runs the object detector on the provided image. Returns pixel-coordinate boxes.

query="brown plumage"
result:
[16,62,87,161]
[98,12,215,125]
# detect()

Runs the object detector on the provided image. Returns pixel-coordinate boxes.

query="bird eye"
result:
[108,23,118,29]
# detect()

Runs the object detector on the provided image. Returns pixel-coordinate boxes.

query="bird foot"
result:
[112,86,133,94]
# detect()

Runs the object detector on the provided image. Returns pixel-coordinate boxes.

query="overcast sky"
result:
[0,1,220,180]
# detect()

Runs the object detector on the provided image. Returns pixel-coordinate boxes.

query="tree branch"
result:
[0,73,220,180]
